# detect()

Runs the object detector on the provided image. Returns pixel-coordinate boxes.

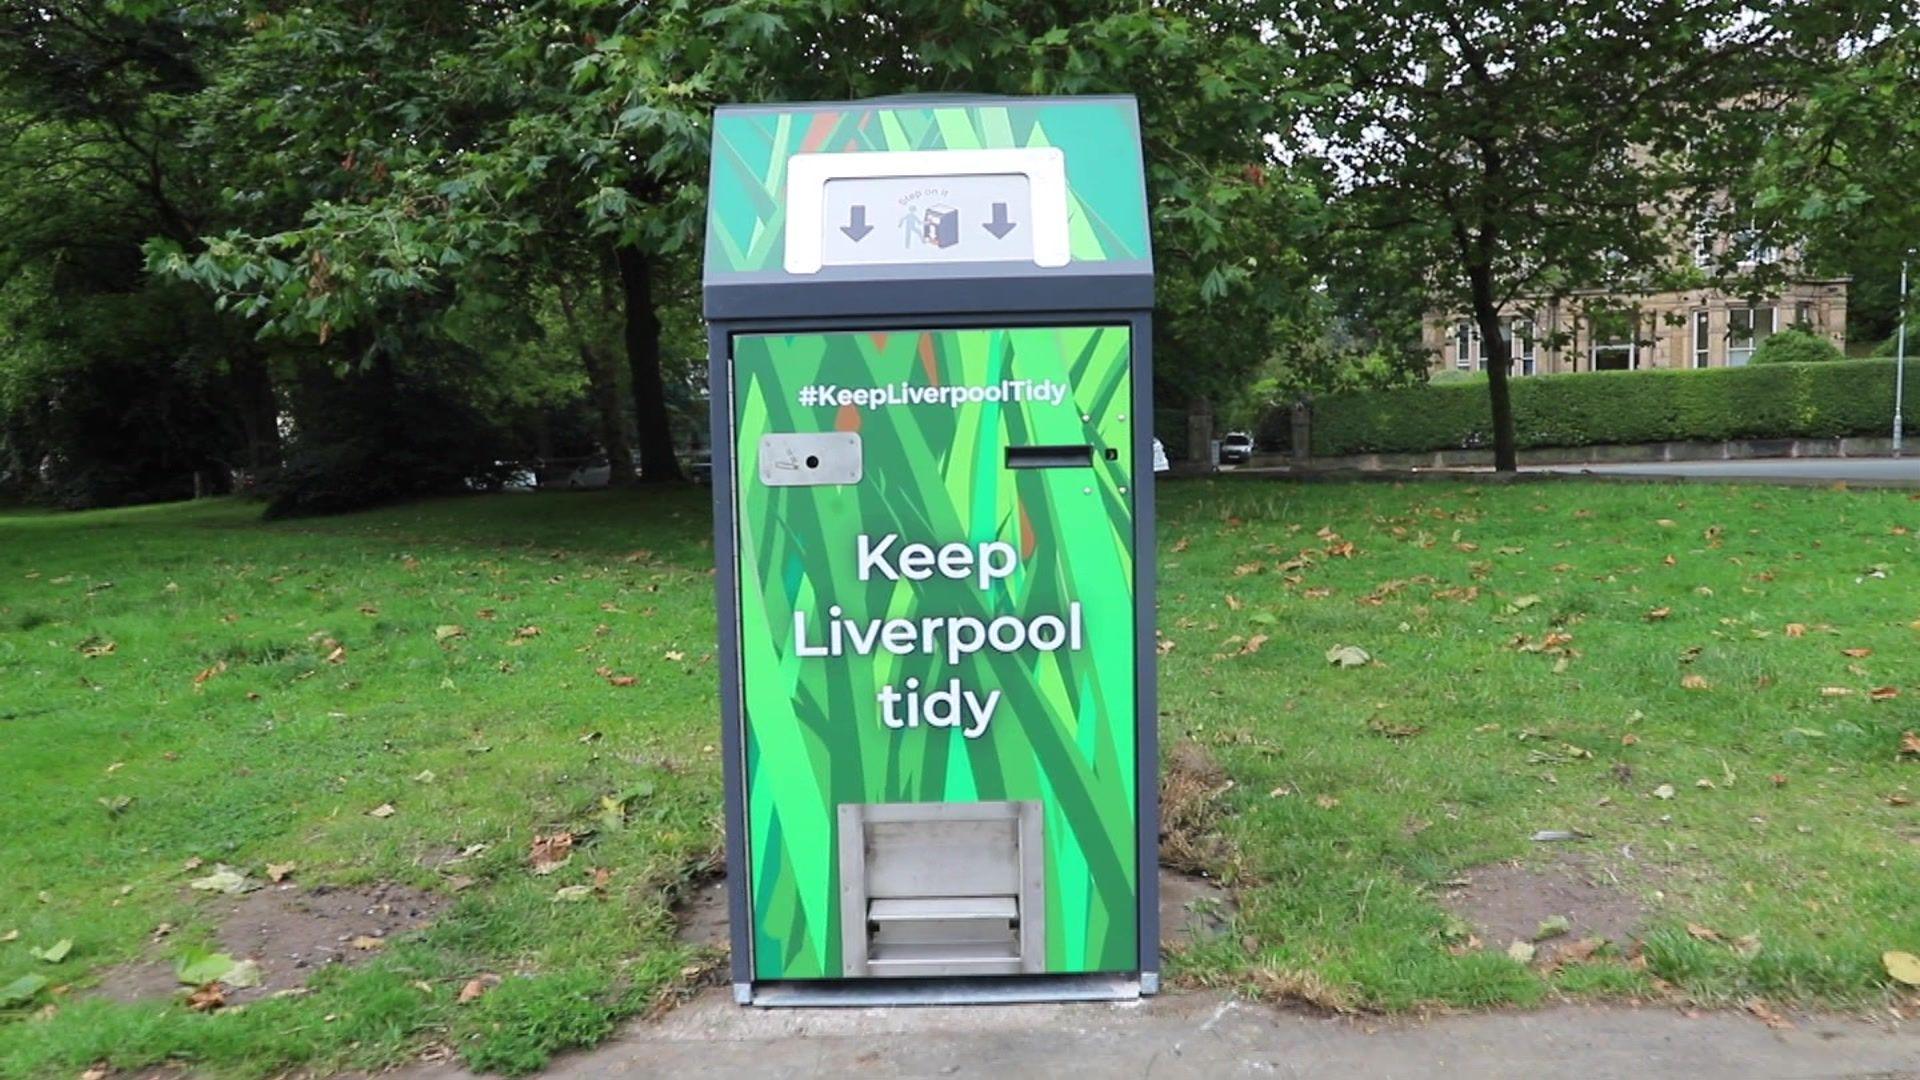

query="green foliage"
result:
[1272,0,1894,467]
[1751,328,1844,365]
[1311,360,1899,456]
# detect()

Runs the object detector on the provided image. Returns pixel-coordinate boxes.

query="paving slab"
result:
[394,989,1920,1079]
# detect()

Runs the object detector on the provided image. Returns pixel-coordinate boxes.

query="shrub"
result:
[1310,359,1899,456]
[1751,328,1843,365]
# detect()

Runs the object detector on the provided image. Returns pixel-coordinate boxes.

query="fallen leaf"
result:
[1681,674,1709,691]
[189,866,258,895]
[0,930,15,943]
[1903,732,1920,757]
[445,875,476,892]
[350,935,385,951]
[176,949,237,985]
[368,803,396,819]
[607,674,637,686]
[28,940,71,964]
[434,625,466,643]
[78,639,116,658]
[1770,774,1788,787]
[186,983,226,1012]
[0,974,48,1008]
[1785,623,1806,637]
[529,832,575,875]
[264,862,296,883]
[1507,940,1536,964]
[1621,733,1640,747]
[1225,594,1242,611]
[1645,607,1672,621]
[1820,686,1855,697]
[1238,634,1268,656]
[1887,794,1912,807]
[1842,647,1872,658]
[1744,998,1792,1029]
[1534,915,1571,941]
[1314,794,1340,810]
[1653,784,1676,800]
[664,650,685,662]
[413,769,436,783]
[1869,687,1899,702]
[324,644,346,664]
[1268,786,1293,799]
[458,974,502,1004]
[1884,951,1920,987]
[221,959,263,990]
[553,885,593,902]
[1325,644,1371,668]
[1556,940,1608,970]
[192,661,227,687]
[1686,922,1724,943]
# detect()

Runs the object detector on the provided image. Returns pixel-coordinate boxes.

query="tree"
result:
[0,2,279,503]
[1751,19,1920,348]
[1268,0,1876,470]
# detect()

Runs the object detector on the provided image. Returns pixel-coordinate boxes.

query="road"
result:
[1526,456,1920,487]
[389,988,1920,1079]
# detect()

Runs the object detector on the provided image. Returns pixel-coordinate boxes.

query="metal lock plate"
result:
[758,432,863,487]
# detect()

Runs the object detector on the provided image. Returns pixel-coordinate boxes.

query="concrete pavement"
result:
[395,988,1920,1079]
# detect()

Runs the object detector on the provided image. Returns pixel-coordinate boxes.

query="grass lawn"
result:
[1,479,1917,1076]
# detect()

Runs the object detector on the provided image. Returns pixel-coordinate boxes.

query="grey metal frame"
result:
[836,800,1045,978]
[709,307,1157,1004]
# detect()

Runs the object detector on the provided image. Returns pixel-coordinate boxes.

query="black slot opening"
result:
[1004,444,1094,469]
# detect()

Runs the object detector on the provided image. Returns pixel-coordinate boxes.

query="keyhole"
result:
[805,454,820,469]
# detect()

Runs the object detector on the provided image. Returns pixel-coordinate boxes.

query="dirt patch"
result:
[1439,853,1656,960]
[673,876,730,949]
[96,881,444,1004]
[1159,740,1237,877]
[1158,866,1234,951]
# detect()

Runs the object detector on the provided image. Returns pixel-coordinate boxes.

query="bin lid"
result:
[702,95,1152,321]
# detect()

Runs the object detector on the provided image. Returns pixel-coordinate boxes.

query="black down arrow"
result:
[841,205,872,242]
[983,202,1017,239]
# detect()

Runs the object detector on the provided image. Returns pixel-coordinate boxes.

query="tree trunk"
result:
[1467,266,1519,472]
[230,350,281,481]
[1186,394,1214,469]
[557,281,637,489]
[615,243,684,483]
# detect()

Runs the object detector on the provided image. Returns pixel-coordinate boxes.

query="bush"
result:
[1751,328,1843,365]
[1310,359,1899,457]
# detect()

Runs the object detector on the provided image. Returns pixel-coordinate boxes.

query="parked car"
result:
[1219,431,1254,465]
[563,458,611,489]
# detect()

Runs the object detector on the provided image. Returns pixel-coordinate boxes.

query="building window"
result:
[1454,321,1477,370]
[1692,310,1711,368]
[1727,305,1775,366]
[1588,309,1639,371]
[1795,301,1814,329]
[1511,318,1537,375]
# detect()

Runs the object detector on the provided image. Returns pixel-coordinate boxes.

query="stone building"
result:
[1423,278,1850,376]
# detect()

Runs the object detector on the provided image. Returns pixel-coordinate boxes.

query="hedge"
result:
[1310,359,1900,457]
